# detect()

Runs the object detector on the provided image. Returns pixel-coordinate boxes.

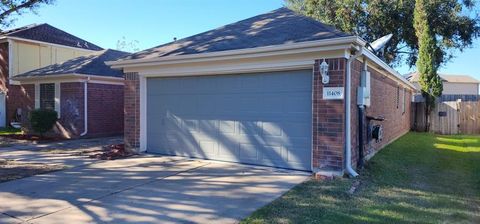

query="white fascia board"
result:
[139,59,316,77]
[13,73,124,85]
[5,37,97,52]
[361,47,417,90]
[108,36,359,68]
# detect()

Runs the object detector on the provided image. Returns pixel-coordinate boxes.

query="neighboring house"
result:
[0,24,126,138]
[406,72,480,101]
[109,8,416,176]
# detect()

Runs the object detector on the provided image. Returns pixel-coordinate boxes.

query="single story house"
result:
[406,72,480,101]
[12,49,128,138]
[109,8,416,176]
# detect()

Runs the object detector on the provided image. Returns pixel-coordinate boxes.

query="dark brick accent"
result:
[124,72,140,150]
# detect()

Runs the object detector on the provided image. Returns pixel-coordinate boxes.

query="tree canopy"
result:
[286,0,480,68]
[0,0,54,29]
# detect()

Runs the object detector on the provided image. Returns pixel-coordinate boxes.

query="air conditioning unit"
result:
[357,70,371,107]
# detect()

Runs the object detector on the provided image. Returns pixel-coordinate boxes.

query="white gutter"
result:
[80,77,90,137]
[345,48,363,177]
[107,36,360,67]
[11,73,124,82]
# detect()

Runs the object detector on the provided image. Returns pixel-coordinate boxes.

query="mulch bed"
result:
[89,144,134,160]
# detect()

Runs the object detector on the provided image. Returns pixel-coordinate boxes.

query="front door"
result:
[0,92,5,127]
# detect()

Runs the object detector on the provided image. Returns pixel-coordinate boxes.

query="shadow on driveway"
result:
[0,156,309,224]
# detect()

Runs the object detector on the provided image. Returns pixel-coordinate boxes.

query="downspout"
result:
[345,48,363,177]
[80,77,90,137]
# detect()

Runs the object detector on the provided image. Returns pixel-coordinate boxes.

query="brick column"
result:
[312,58,346,173]
[124,72,140,150]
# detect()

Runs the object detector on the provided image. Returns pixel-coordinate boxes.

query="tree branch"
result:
[0,0,47,20]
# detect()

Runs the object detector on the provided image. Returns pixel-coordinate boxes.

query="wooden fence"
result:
[412,100,480,135]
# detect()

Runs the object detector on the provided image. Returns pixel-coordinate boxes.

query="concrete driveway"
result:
[0,156,309,224]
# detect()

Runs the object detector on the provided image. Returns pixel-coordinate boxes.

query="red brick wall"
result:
[123,58,412,173]
[87,83,124,136]
[350,60,412,166]
[312,58,346,172]
[58,82,124,138]
[58,82,84,137]
[124,73,140,149]
[0,42,35,125]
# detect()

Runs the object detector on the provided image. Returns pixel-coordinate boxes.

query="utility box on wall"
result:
[357,70,371,107]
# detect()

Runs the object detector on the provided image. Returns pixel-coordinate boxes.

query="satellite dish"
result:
[365,34,393,60]
[369,34,393,52]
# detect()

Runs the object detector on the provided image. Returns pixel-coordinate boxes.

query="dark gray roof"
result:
[1,23,103,51]
[15,49,129,79]
[121,7,351,60]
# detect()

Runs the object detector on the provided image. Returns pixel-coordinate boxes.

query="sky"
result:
[7,0,480,79]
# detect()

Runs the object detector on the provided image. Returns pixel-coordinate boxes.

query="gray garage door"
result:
[146,70,312,170]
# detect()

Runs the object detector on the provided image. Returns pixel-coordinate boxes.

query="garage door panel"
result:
[147,70,312,170]
[239,143,260,160]
[218,120,236,134]
[239,121,262,135]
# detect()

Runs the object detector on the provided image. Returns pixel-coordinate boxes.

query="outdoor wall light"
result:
[320,59,329,84]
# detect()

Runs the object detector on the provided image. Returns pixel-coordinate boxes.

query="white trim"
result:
[34,83,40,109]
[139,75,147,152]
[7,39,20,85]
[115,45,352,70]
[139,60,317,78]
[35,82,61,117]
[54,83,61,117]
[0,92,5,127]
[2,37,97,53]
[80,78,89,136]
[107,35,413,89]
[13,73,125,85]
[108,36,360,67]
[7,39,12,79]
[362,48,416,90]
[310,66,315,172]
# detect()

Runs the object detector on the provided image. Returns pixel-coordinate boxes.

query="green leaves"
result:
[29,109,57,137]
[0,0,54,29]
[286,0,479,68]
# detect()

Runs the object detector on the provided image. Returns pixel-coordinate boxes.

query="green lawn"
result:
[0,127,22,135]
[242,132,480,224]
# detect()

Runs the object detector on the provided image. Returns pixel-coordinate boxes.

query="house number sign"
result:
[323,87,344,100]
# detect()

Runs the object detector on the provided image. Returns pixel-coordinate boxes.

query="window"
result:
[40,83,55,110]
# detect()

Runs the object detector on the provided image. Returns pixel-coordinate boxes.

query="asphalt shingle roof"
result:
[1,23,103,51]
[15,49,129,79]
[121,7,351,61]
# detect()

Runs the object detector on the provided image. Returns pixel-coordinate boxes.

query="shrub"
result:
[29,109,58,137]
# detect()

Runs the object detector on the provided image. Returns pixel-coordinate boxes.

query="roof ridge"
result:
[0,23,43,35]
[122,7,352,60]
[2,23,103,51]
